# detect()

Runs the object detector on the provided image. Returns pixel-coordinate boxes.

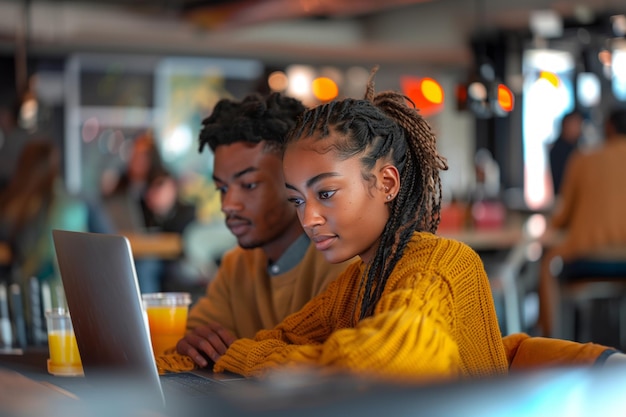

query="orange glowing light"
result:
[496,84,514,112]
[401,76,444,116]
[312,77,338,102]
[421,78,444,104]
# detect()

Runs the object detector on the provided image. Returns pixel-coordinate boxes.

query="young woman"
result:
[212,69,509,381]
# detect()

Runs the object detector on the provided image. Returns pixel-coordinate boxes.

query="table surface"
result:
[2,349,626,417]
[0,231,183,267]
[122,231,183,259]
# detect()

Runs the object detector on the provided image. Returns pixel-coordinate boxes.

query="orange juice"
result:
[145,305,188,356]
[48,331,82,366]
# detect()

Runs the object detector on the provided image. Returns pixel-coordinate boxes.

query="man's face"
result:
[212,141,299,249]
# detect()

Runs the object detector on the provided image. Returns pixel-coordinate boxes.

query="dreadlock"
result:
[286,67,448,320]
[198,92,306,154]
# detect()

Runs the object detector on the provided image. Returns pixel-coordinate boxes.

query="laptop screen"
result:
[52,229,164,404]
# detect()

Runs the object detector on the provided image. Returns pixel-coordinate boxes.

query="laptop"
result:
[51,229,245,409]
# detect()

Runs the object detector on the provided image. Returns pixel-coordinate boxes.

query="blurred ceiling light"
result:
[465,80,491,119]
[468,81,488,101]
[286,65,314,101]
[163,125,192,160]
[612,47,626,101]
[611,14,626,37]
[312,77,339,102]
[268,70,288,92]
[524,49,574,73]
[19,94,38,132]
[538,71,560,88]
[529,9,563,39]
[421,78,444,105]
[81,117,100,143]
[577,72,601,107]
[401,76,444,117]
[573,5,595,25]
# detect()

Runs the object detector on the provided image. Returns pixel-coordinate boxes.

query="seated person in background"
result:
[103,131,195,293]
[104,131,164,206]
[143,171,198,292]
[143,173,196,234]
[539,109,626,338]
[0,138,112,306]
[176,92,352,367]
[212,68,509,381]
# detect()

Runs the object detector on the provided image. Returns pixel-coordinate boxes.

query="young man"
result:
[176,93,352,367]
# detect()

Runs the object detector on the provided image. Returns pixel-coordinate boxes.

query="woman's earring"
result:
[386,194,392,201]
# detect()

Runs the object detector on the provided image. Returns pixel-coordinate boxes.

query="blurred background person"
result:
[144,172,196,234]
[549,110,583,198]
[539,108,626,339]
[102,130,197,293]
[0,99,36,190]
[103,130,166,225]
[143,171,197,293]
[0,138,112,307]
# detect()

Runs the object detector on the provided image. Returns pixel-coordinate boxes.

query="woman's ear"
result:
[380,164,400,202]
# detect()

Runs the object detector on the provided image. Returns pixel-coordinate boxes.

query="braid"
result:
[286,67,448,320]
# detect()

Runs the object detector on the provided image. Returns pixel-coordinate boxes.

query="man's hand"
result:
[176,321,237,367]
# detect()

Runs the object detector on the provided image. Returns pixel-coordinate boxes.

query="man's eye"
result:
[287,197,304,207]
[319,190,336,200]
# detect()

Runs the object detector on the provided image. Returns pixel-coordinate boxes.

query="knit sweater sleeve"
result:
[214,258,461,380]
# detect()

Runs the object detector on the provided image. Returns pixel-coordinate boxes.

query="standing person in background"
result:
[211,69,509,380]
[549,110,583,197]
[175,92,352,367]
[539,108,626,338]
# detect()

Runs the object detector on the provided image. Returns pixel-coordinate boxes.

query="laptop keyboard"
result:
[160,372,225,398]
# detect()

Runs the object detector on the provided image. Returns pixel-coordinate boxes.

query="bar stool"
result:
[558,248,626,350]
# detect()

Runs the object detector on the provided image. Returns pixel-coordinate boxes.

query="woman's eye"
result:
[242,182,258,190]
[216,185,227,194]
[319,190,336,200]
[287,197,304,207]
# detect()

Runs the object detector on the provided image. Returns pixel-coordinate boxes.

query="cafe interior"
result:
[1,0,626,415]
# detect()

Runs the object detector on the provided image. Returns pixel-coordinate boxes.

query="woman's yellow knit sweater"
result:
[214,232,509,380]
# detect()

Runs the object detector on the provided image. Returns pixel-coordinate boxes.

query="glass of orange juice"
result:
[45,308,83,376]
[142,292,192,357]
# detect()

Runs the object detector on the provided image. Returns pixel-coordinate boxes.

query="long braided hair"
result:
[286,67,448,320]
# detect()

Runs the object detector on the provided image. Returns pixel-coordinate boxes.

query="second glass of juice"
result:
[45,308,83,376]
[142,292,192,356]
